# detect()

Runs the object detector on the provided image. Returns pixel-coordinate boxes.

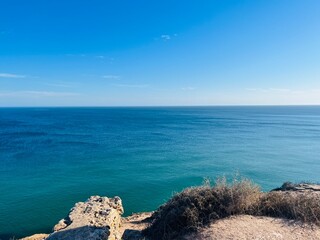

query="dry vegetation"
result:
[144,178,320,240]
[260,191,320,224]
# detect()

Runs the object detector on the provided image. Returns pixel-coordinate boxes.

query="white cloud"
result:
[44,83,73,88]
[102,75,120,79]
[159,34,178,41]
[0,73,26,78]
[245,88,303,94]
[95,55,105,59]
[0,91,79,97]
[161,35,171,41]
[113,84,149,88]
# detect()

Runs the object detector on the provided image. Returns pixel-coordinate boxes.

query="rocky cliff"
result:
[21,183,320,240]
[22,196,124,240]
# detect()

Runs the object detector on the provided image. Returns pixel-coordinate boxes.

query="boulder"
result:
[46,196,124,240]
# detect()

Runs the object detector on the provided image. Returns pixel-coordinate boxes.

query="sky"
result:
[1,0,320,106]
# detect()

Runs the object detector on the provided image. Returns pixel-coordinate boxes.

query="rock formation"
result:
[272,182,320,192]
[20,183,320,240]
[46,196,123,240]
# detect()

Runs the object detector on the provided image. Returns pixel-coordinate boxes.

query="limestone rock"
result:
[20,234,49,240]
[272,182,320,192]
[53,219,69,231]
[46,196,123,240]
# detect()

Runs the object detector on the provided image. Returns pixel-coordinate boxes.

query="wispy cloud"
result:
[245,88,303,94]
[246,88,270,93]
[96,56,115,63]
[44,82,74,88]
[182,87,195,91]
[102,75,120,79]
[0,73,26,78]
[0,91,79,97]
[161,35,171,41]
[159,34,177,41]
[113,84,149,88]
[65,54,86,57]
[65,54,114,62]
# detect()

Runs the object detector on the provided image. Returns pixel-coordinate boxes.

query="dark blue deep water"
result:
[1,106,320,238]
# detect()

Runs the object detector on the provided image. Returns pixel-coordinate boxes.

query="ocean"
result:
[1,106,320,238]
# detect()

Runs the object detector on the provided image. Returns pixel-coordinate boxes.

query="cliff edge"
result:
[21,182,320,240]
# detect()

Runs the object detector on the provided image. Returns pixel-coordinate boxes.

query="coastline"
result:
[21,182,320,240]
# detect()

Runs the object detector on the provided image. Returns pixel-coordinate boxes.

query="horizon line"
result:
[1,104,320,108]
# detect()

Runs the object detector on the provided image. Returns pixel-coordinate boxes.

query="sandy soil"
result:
[120,213,320,240]
[188,215,320,240]
[21,214,320,240]
[120,212,152,239]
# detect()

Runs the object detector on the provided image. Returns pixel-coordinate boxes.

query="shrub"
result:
[144,178,320,240]
[144,178,261,240]
[260,191,320,225]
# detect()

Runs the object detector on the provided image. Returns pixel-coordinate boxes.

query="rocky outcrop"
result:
[47,196,124,240]
[272,182,320,192]
[21,234,49,240]
[20,182,320,240]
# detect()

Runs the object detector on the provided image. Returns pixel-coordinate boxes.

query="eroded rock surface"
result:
[21,234,49,240]
[47,196,123,240]
[273,182,320,192]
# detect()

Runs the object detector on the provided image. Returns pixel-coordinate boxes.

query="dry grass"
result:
[260,191,320,224]
[144,177,261,240]
[144,178,320,240]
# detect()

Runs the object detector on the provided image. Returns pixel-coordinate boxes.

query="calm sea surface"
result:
[1,106,320,238]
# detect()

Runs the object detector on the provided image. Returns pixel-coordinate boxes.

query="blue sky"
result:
[1,0,320,106]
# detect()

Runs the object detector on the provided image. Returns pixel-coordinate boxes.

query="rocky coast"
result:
[21,182,320,240]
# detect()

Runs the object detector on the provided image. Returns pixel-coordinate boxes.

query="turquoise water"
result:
[1,106,320,238]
